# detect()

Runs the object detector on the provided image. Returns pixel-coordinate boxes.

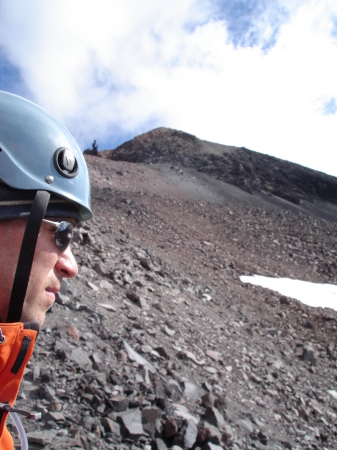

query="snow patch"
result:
[240,275,337,311]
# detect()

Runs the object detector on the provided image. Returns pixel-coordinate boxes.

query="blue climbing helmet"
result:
[0,91,92,221]
[0,91,92,323]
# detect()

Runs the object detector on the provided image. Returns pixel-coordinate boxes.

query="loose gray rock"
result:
[142,407,161,438]
[123,340,157,374]
[302,344,318,365]
[152,438,169,450]
[100,279,114,290]
[204,407,225,429]
[110,395,129,412]
[39,383,56,402]
[139,296,150,310]
[70,347,93,368]
[184,419,198,450]
[55,292,69,305]
[93,262,111,277]
[117,408,144,440]
[27,430,58,445]
[101,417,121,435]
[183,380,199,401]
[236,419,254,433]
[202,443,224,450]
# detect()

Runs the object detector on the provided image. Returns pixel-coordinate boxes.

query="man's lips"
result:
[45,286,60,301]
[45,287,59,294]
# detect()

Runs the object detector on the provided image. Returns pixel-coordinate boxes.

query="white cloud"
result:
[1,0,337,175]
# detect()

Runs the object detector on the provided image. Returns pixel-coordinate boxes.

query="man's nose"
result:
[55,246,78,278]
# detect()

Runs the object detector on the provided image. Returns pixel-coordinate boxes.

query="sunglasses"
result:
[42,219,74,252]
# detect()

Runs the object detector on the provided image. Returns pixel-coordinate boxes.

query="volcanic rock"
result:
[12,129,337,449]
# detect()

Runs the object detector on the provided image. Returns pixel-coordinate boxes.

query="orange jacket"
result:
[0,323,38,449]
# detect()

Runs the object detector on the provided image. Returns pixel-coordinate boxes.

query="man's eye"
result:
[44,225,57,233]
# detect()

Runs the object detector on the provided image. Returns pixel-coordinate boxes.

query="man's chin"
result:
[20,310,46,327]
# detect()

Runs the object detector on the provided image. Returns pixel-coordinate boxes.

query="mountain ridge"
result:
[85,127,337,222]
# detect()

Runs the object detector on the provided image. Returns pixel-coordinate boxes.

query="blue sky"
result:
[1,0,337,176]
[212,0,289,50]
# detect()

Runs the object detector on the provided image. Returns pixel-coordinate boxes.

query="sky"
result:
[1,0,337,176]
[241,275,337,311]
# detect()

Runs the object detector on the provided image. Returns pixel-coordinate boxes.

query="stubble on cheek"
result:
[20,272,59,326]
[20,291,52,326]
[0,263,17,321]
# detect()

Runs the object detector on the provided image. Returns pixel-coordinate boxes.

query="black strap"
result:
[11,335,32,374]
[6,191,50,323]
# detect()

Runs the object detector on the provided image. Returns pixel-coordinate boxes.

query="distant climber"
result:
[92,140,98,155]
[83,140,99,156]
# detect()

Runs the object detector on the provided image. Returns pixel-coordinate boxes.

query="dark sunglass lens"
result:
[55,222,73,252]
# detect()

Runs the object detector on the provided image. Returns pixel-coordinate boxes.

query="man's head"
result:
[0,91,92,325]
[0,217,78,325]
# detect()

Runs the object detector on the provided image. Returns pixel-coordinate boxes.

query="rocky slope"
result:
[98,127,337,222]
[12,135,337,450]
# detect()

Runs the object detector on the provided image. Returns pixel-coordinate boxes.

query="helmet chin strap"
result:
[6,191,50,323]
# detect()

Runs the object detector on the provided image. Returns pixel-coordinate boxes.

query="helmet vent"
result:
[54,148,79,178]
